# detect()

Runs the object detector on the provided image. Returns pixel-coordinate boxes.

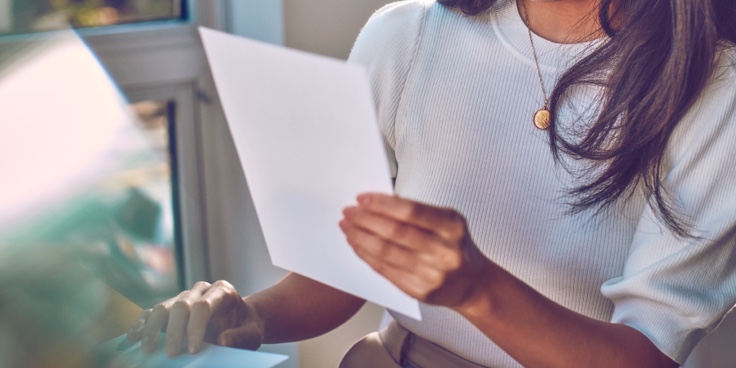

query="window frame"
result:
[0,0,227,290]
[0,0,288,295]
[81,0,219,289]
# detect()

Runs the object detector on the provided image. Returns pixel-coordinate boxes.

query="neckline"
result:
[490,0,605,72]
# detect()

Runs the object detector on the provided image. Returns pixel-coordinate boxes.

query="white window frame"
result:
[79,0,227,289]
[84,0,285,289]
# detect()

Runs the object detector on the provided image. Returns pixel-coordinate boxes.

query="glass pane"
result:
[0,0,184,35]
[108,99,181,307]
[0,98,183,308]
[0,33,184,364]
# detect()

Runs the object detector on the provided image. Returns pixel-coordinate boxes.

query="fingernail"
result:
[187,336,199,354]
[357,194,373,205]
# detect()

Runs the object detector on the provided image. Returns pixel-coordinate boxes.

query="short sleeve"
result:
[347,0,429,178]
[600,49,736,364]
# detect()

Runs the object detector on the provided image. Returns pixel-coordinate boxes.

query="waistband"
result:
[379,320,489,368]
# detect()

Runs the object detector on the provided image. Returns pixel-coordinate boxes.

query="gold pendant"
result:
[533,108,551,130]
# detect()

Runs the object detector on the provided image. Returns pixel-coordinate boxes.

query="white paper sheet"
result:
[0,32,149,233]
[100,334,288,368]
[199,27,421,320]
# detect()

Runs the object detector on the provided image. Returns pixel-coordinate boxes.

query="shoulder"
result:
[348,0,433,66]
[714,41,736,83]
[665,42,736,164]
[362,0,434,34]
[690,42,736,117]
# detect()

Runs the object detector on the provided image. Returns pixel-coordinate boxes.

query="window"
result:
[0,0,213,301]
[81,1,213,294]
[0,3,301,365]
[95,99,181,305]
[1,0,184,35]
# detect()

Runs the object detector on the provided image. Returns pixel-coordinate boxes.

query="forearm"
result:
[244,272,366,343]
[455,263,678,368]
[341,194,678,367]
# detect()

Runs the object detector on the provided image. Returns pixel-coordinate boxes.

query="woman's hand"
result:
[339,193,492,310]
[126,280,264,357]
[341,194,680,368]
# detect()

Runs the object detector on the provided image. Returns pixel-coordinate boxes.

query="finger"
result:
[218,324,262,351]
[141,301,173,354]
[190,280,213,293]
[344,206,444,252]
[186,280,240,354]
[342,220,422,271]
[356,193,466,240]
[343,220,447,282]
[357,249,443,300]
[165,289,205,357]
[127,309,151,343]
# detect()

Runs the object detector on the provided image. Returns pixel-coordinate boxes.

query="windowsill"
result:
[82,21,197,54]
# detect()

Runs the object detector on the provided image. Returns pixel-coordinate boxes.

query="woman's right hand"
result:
[126,280,264,357]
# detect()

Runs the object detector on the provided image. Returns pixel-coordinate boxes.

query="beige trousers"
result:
[339,321,488,368]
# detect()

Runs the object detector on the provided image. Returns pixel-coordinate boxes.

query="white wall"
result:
[283,0,393,60]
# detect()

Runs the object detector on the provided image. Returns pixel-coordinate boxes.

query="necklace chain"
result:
[520,0,552,130]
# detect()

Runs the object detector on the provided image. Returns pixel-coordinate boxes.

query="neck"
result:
[519,0,605,44]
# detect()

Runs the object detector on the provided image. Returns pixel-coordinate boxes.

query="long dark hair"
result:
[439,0,736,237]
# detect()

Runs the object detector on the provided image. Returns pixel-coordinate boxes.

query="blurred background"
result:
[3,0,182,34]
[1,1,733,368]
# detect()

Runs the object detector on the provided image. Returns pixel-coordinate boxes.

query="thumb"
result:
[217,325,263,351]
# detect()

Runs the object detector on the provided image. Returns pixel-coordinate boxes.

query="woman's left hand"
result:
[339,193,492,309]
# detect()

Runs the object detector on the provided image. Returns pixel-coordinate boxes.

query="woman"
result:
[128,0,736,366]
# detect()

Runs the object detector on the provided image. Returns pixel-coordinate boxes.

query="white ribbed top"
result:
[348,0,736,366]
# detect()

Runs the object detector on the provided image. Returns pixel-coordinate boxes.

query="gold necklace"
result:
[520,0,551,130]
